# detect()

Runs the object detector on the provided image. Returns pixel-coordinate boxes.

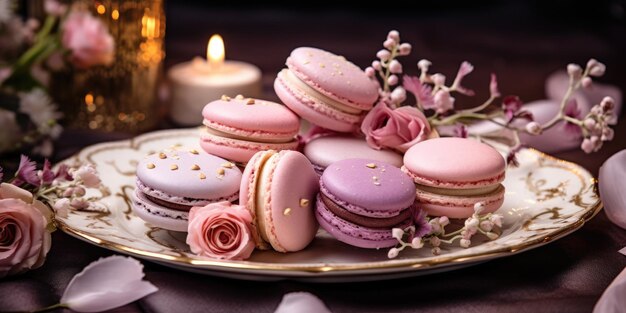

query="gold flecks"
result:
[146,163,155,169]
[246,98,255,105]
[221,162,234,169]
[217,168,225,176]
[199,173,206,180]
[235,94,244,100]
[189,149,199,155]
[283,208,292,216]
[303,60,310,65]
[300,198,309,207]
[374,181,381,186]
[366,163,377,169]
[319,63,325,68]
[170,164,178,170]
[372,176,379,180]
[158,152,167,159]
[338,55,346,61]
[381,168,386,172]
[171,155,180,160]
[221,95,231,101]
[191,164,200,170]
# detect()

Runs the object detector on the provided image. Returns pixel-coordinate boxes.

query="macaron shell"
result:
[316,196,401,249]
[416,184,505,218]
[239,150,273,250]
[274,73,360,132]
[321,159,416,215]
[132,190,188,232]
[200,132,299,164]
[202,98,300,139]
[136,150,242,200]
[287,47,378,109]
[403,137,506,188]
[264,150,319,252]
[304,135,403,169]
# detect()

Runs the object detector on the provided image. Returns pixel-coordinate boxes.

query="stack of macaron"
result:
[131,46,508,259]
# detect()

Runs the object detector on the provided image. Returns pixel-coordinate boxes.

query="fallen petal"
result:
[593,266,626,313]
[274,292,331,313]
[599,150,626,230]
[60,256,158,312]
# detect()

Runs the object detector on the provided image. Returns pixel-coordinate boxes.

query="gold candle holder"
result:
[50,0,165,132]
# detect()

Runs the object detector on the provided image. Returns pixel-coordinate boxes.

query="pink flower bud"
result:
[473,202,485,214]
[387,247,399,259]
[63,188,75,198]
[417,59,431,72]
[429,220,442,234]
[567,63,583,78]
[601,96,615,111]
[429,236,441,247]
[480,220,494,232]
[372,61,382,71]
[54,198,71,218]
[591,135,600,145]
[439,216,450,226]
[398,43,412,56]
[411,237,423,249]
[432,247,441,255]
[390,87,407,103]
[365,67,375,78]
[383,38,396,49]
[392,228,404,240]
[489,214,503,227]
[465,217,479,228]
[376,49,391,61]
[387,74,399,86]
[70,198,89,210]
[591,105,603,116]
[525,122,543,135]
[389,60,403,74]
[583,118,596,130]
[580,138,594,153]
[73,187,86,197]
[460,239,471,248]
[587,58,606,77]
[431,73,446,86]
[581,77,593,89]
[602,127,614,141]
[387,30,400,42]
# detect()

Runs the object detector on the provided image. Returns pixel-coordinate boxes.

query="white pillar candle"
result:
[168,35,262,125]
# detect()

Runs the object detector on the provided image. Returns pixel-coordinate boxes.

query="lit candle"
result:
[168,34,262,125]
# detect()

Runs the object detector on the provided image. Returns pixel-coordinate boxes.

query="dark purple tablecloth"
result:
[2,2,626,312]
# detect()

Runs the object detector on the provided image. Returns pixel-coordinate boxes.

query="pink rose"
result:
[361,102,432,152]
[61,11,114,69]
[186,201,255,260]
[0,184,52,277]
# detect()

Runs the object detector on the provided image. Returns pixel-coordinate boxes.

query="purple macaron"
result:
[316,158,416,249]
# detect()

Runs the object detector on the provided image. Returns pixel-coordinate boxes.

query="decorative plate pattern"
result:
[56,128,601,282]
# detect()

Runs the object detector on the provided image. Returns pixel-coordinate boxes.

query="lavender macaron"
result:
[132,148,242,232]
[316,159,416,249]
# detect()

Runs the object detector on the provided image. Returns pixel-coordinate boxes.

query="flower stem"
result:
[382,45,399,93]
[540,71,587,130]
[30,303,68,313]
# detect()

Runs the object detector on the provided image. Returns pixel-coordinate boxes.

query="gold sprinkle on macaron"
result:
[159,152,167,159]
[381,168,386,172]
[283,208,292,216]
[221,95,230,101]
[199,173,206,179]
[189,149,199,155]
[221,162,234,169]
[217,168,225,176]
[374,181,381,186]
[319,63,325,68]
[299,199,309,207]
[191,164,200,170]
[303,60,310,65]
[372,176,378,180]
[170,164,178,170]
[147,163,155,169]
[366,163,377,169]
[235,94,244,100]
[246,98,255,105]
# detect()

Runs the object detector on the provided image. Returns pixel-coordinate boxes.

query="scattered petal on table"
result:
[274,292,332,313]
[599,150,626,230]
[619,247,626,256]
[60,255,158,312]
[593,266,626,313]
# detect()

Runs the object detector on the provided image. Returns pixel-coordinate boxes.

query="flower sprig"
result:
[388,203,504,259]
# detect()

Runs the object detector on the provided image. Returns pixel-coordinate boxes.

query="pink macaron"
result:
[402,137,506,218]
[316,159,415,249]
[274,47,378,132]
[132,149,242,232]
[303,135,403,176]
[240,150,319,252]
[200,96,300,164]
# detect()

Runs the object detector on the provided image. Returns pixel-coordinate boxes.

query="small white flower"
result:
[389,60,403,74]
[525,122,543,135]
[391,228,404,241]
[473,202,486,214]
[19,89,62,129]
[431,73,446,86]
[480,220,494,232]
[431,247,441,255]
[417,59,432,73]
[429,236,441,247]
[410,237,423,249]
[72,164,101,188]
[567,63,583,78]
[376,49,391,61]
[489,214,503,227]
[387,248,400,259]
[398,43,412,56]
[587,59,606,77]
[383,38,395,49]
[53,198,71,218]
[465,217,479,229]
[390,86,406,104]
[0,0,14,23]
[460,239,471,248]
[438,216,450,227]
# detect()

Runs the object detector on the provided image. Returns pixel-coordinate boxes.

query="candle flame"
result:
[207,34,225,67]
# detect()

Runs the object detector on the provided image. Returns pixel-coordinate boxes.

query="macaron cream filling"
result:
[203,125,297,144]
[279,69,363,115]
[415,183,503,197]
[319,193,411,228]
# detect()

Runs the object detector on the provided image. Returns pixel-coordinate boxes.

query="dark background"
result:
[2,1,626,312]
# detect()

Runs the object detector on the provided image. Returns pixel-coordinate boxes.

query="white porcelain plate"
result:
[56,128,601,282]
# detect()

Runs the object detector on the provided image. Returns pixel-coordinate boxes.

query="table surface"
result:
[2,2,626,312]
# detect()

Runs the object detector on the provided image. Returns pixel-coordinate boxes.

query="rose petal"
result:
[593,266,626,313]
[60,256,158,312]
[599,150,626,229]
